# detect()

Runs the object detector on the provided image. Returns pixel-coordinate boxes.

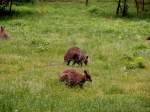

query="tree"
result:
[116,0,128,16]
[135,0,145,15]
[85,0,88,6]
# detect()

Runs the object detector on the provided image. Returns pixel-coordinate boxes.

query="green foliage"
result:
[87,6,100,16]
[123,55,146,70]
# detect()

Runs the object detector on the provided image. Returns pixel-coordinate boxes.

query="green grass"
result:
[0,1,150,112]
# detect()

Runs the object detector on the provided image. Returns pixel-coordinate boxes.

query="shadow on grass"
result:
[0,9,34,21]
[113,14,150,22]
[87,5,150,21]
[89,12,150,22]
[87,14,150,23]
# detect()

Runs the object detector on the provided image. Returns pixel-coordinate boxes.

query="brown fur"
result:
[64,47,88,66]
[59,69,92,88]
[0,26,9,40]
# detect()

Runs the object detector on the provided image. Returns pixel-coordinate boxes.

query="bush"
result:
[87,6,101,16]
[124,56,146,70]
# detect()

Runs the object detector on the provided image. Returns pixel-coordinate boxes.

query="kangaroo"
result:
[0,26,9,40]
[59,69,92,88]
[64,47,89,66]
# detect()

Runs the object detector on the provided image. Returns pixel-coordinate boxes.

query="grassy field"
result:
[0,1,150,112]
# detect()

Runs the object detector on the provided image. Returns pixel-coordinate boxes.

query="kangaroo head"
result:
[0,26,5,33]
[0,26,9,39]
[83,56,88,65]
[84,70,92,82]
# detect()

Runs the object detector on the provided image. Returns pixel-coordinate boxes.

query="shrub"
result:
[125,56,145,70]
[87,6,100,16]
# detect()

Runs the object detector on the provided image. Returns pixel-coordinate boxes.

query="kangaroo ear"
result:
[0,26,2,31]
[147,37,150,40]
[1,26,4,32]
[86,56,88,59]
[84,70,88,75]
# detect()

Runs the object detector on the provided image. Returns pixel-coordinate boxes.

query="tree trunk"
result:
[85,0,88,6]
[135,0,139,15]
[122,0,128,16]
[9,0,12,13]
[116,0,121,15]
[142,0,144,11]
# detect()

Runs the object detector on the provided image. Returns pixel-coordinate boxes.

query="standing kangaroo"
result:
[0,26,9,40]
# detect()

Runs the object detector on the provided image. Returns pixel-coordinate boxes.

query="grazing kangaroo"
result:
[0,26,9,40]
[59,69,92,88]
[64,47,89,66]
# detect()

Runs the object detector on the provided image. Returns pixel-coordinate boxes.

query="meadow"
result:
[0,1,150,112]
